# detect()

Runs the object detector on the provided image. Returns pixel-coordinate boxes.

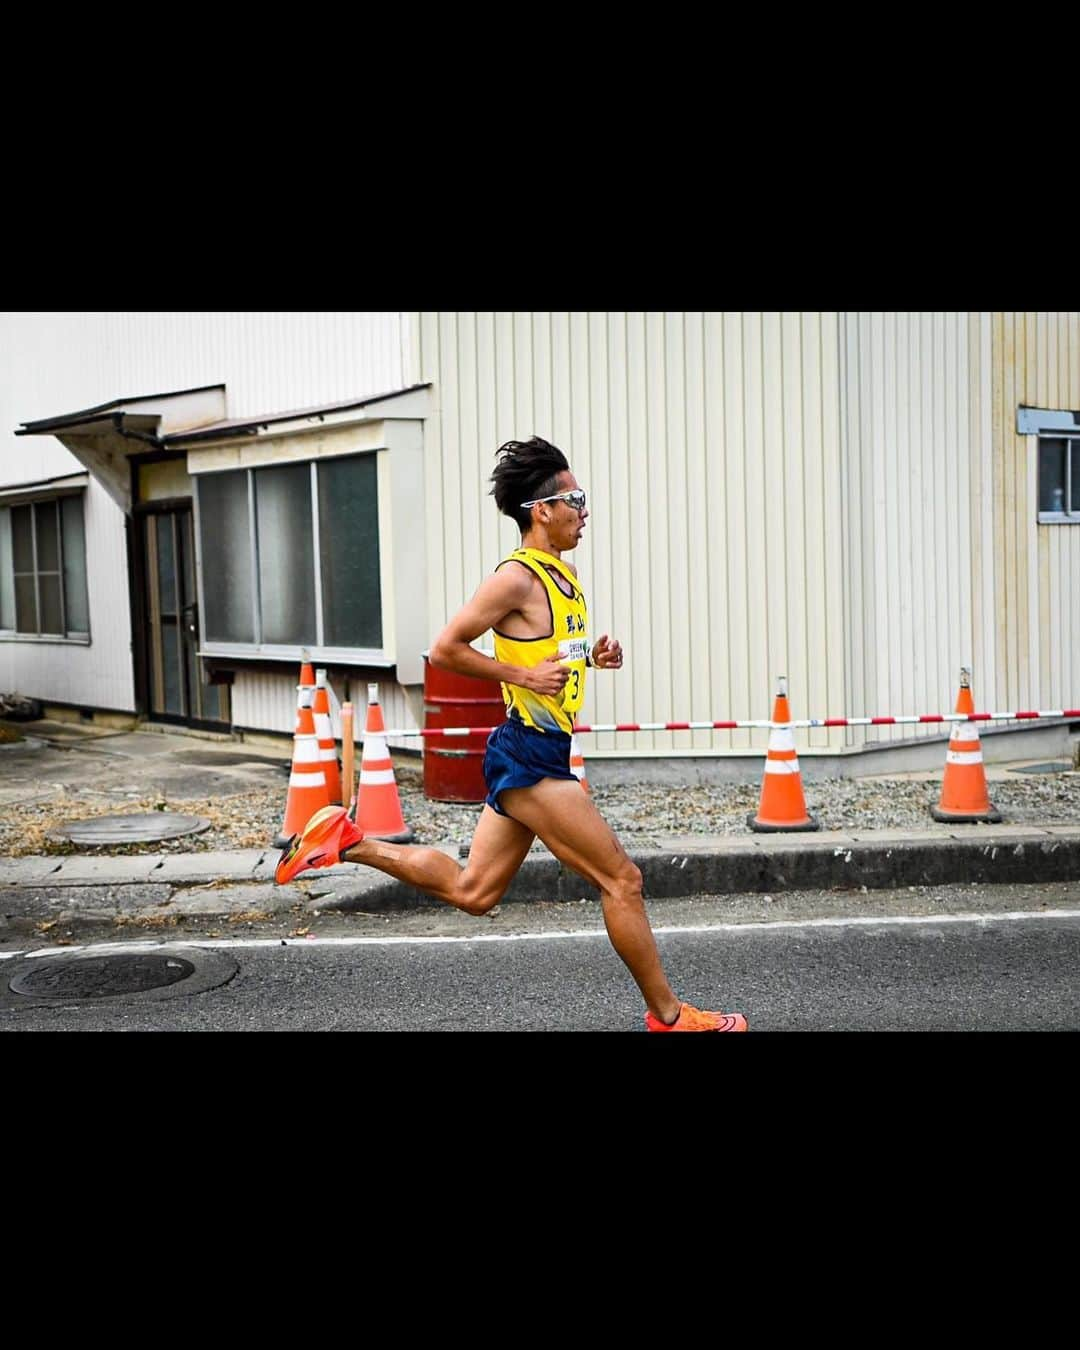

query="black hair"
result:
[489,436,570,533]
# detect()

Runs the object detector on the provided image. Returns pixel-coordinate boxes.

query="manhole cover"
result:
[5,947,239,1005]
[10,953,195,999]
[1008,761,1071,774]
[51,812,212,844]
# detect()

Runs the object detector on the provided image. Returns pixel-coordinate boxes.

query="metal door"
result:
[144,506,229,727]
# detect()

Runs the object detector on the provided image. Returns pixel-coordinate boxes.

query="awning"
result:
[0,471,90,505]
[15,385,227,513]
[14,382,432,512]
[161,383,433,446]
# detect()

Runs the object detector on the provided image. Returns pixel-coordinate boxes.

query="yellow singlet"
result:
[492,547,589,736]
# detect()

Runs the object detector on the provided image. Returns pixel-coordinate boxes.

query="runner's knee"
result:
[608,860,643,905]
[457,877,505,916]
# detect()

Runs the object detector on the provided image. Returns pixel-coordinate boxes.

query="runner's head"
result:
[490,436,570,532]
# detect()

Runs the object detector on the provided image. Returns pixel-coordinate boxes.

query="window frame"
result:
[1019,406,1080,525]
[1035,433,1080,524]
[193,450,390,665]
[0,488,91,643]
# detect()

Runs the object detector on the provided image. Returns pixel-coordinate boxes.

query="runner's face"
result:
[545,471,588,548]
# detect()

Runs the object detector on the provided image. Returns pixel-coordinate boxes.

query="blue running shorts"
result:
[483,717,577,817]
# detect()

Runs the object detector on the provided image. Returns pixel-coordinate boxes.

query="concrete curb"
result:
[1,827,1077,930]
[0,850,273,886]
[301,827,1080,912]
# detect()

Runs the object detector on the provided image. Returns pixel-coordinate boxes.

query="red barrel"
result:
[423,652,507,802]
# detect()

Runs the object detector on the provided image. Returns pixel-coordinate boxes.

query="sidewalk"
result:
[1,716,1077,940]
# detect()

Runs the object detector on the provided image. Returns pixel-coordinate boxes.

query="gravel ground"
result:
[0,760,1076,858]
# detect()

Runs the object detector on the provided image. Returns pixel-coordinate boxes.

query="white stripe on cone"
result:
[945,750,985,765]
[293,735,320,764]
[764,758,803,774]
[360,769,397,785]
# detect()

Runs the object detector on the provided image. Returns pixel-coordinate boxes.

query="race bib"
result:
[558,638,589,663]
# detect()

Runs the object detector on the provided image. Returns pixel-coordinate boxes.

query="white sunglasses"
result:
[520,488,587,512]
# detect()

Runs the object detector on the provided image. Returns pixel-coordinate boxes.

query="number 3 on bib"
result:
[562,665,583,712]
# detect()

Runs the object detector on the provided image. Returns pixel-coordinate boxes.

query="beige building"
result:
[2,312,1077,780]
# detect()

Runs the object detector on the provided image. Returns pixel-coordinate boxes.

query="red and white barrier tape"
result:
[367,708,1080,739]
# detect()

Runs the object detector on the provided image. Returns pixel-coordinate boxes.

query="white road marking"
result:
[3,907,1080,959]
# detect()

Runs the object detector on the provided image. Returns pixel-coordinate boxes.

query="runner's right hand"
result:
[521,655,570,696]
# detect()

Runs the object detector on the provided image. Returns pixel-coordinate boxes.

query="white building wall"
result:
[0,312,411,715]
[2,312,411,442]
[0,476,136,711]
[4,312,1075,751]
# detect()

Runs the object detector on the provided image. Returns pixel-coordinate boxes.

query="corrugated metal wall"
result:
[838,313,976,745]
[410,311,1080,762]
[408,313,848,757]
[840,311,1079,743]
[233,668,418,750]
[982,312,1080,714]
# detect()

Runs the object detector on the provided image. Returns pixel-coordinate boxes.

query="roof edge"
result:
[17,384,227,434]
[161,383,433,445]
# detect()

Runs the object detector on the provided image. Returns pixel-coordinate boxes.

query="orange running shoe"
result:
[275,805,364,884]
[644,1002,748,1033]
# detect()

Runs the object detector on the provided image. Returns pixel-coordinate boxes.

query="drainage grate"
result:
[1007,762,1071,775]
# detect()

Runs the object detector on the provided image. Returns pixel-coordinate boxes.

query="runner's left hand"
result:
[592,635,623,670]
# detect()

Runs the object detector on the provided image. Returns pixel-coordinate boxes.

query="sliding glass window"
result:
[196,454,382,651]
[0,494,90,639]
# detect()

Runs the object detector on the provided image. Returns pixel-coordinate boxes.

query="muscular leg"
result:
[500,778,682,1024]
[340,805,535,917]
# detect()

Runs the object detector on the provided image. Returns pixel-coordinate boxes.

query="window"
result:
[1037,436,1080,521]
[1019,407,1080,524]
[195,453,382,653]
[0,493,90,639]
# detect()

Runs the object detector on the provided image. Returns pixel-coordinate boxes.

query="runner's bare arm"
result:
[429,568,570,696]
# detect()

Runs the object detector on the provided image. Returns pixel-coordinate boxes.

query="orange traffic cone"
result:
[748,677,819,832]
[570,733,589,793]
[293,654,316,734]
[298,648,315,690]
[275,687,331,846]
[356,683,413,842]
[312,669,342,805]
[931,668,1002,823]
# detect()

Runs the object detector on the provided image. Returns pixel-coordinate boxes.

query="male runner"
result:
[276,436,747,1032]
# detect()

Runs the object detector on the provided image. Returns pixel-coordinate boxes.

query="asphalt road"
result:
[2,881,1079,1031]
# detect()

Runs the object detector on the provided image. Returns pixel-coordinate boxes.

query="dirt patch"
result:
[0,787,286,856]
